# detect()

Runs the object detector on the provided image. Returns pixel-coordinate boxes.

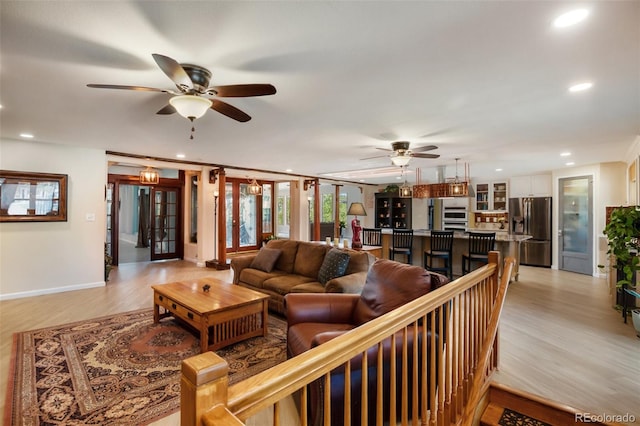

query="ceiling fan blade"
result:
[411,145,438,153]
[411,153,440,159]
[212,84,277,97]
[360,154,390,160]
[152,53,193,90]
[211,100,251,122]
[375,147,393,152]
[86,84,173,93]
[156,104,176,115]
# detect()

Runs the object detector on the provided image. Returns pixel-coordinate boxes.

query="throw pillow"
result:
[250,247,282,272]
[318,248,351,285]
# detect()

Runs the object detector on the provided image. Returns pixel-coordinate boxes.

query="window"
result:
[339,193,347,223]
[262,183,273,233]
[321,193,333,222]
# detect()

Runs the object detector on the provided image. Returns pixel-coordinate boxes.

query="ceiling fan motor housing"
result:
[391,141,411,153]
[180,64,212,93]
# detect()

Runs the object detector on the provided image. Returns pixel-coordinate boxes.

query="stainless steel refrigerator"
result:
[509,197,552,267]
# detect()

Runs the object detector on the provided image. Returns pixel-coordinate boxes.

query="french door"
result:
[106,174,183,266]
[226,179,260,253]
[150,186,182,261]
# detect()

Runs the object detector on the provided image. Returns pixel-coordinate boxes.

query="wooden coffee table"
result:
[152,277,269,353]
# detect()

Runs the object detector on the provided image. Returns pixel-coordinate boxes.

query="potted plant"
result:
[339,220,346,237]
[602,206,640,335]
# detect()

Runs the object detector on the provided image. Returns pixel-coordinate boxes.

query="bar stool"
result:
[462,232,496,274]
[389,229,414,264]
[423,230,454,279]
[362,228,382,246]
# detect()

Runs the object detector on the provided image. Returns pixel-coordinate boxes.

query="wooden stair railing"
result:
[181,252,516,426]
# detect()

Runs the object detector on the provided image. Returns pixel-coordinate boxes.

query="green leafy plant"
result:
[383,184,399,193]
[602,206,640,288]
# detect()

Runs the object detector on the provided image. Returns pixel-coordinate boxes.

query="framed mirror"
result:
[0,170,68,222]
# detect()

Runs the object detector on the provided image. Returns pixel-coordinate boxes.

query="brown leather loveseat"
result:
[285,258,449,425]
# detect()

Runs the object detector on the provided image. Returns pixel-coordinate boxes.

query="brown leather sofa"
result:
[285,259,449,425]
[231,239,375,315]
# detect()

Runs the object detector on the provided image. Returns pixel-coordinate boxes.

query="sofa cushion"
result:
[267,239,300,274]
[264,274,316,295]
[318,248,351,285]
[344,250,371,275]
[293,243,330,278]
[239,268,287,289]
[250,247,282,272]
[290,281,325,293]
[353,259,448,326]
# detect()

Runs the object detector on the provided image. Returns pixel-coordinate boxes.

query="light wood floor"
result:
[1,261,638,425]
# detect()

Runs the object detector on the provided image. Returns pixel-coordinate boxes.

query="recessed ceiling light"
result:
[569,82,593,92]
[566,162,575,166]
[285,169,293,173]
[495,168,503,172]
[560,152,571,157]
[553,9,589,28]
[20,133,34,139]
[176,153,185,158]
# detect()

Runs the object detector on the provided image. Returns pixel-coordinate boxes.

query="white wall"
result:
[0,139,106,299]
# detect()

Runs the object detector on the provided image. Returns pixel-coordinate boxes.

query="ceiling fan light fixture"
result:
[391,154,411,167]
[169,95,212,120]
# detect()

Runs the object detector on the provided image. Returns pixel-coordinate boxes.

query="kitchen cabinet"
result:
[475,181,508,211]
[375,193,411,229]
[510,175,552,198]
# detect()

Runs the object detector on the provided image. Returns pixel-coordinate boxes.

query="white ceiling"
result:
[1,1,638,185]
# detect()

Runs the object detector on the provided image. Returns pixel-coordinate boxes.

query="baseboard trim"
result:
[0,281,105,301]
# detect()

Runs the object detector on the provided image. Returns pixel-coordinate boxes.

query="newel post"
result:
[181,352,242,426]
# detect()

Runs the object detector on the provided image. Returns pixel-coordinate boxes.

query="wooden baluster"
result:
[344,360,351,426]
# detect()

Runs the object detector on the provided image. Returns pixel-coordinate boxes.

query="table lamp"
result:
[347,202,367,249]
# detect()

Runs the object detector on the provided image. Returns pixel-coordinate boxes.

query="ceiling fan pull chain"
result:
[190,124,195,140]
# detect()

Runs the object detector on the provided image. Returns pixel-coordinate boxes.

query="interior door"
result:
[558,176,593,275]
[151,186,182,261]
[226,179,261,253]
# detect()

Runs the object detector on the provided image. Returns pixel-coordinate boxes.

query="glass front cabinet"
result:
[475,182,508,211]
[375,193,411,229]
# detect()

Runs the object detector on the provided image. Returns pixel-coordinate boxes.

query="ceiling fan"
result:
[362,141,440,166]
[87,53,276,124]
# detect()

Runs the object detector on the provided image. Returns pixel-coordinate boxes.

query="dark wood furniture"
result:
[389,228,414,264]
[152,277,269,353]
[424,230,454,279]
[374,192,411,229]
[462,232,496,274]
[362,227,382,246]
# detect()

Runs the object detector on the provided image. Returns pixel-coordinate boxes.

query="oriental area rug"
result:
[5,308,287,426]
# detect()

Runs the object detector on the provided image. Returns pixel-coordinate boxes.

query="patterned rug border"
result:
[4,308,287,426]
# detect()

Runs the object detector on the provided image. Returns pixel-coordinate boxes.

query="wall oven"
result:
[442,206,468,232]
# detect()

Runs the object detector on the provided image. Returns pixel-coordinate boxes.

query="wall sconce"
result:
[209,169,220,184]
[140,167,159,184]
[303,179,316,191]
[247,178,262,196]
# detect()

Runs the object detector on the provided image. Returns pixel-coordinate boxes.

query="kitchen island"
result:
[379,229,531,281]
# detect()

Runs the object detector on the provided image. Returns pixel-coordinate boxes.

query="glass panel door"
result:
[559,176,593,275]
[151,187,180,260]
[225,179,260,253]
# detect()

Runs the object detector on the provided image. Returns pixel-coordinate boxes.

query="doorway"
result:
[558,175,593,275]
[106,174,183,266]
